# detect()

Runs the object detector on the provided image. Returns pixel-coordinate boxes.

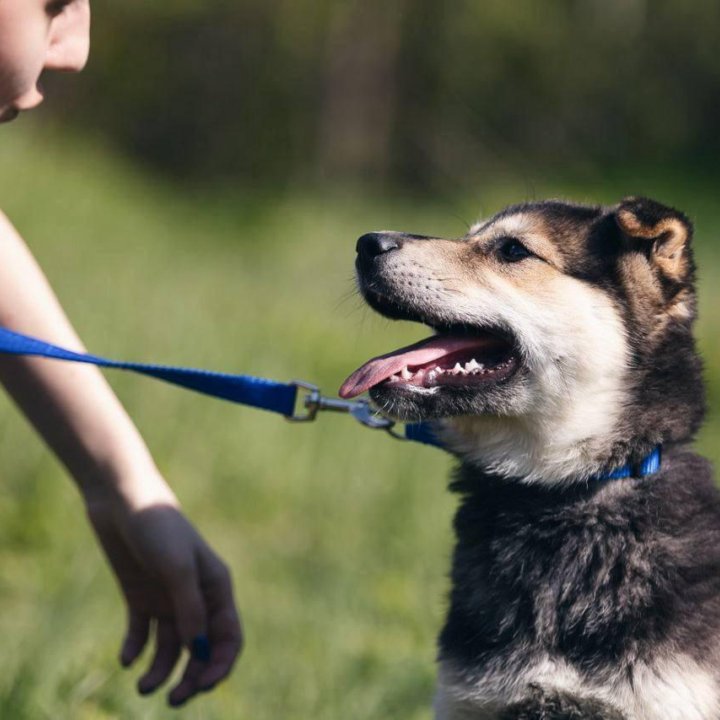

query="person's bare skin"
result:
[0,0,242,707]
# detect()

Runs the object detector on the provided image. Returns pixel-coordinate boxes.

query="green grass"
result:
[0,123,719,719]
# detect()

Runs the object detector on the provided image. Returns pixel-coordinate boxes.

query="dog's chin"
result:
[368,364,525,422]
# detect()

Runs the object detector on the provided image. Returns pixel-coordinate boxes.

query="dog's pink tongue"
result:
[339,335,489,399]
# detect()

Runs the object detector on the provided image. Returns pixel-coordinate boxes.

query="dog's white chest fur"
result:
[434,655,719,720]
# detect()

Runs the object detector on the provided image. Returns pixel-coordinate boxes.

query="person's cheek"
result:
[0,56,23,112]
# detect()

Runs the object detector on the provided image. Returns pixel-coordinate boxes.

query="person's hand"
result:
[84,487,243,707]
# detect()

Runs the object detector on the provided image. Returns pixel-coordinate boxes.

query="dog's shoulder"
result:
[441,446,720,675]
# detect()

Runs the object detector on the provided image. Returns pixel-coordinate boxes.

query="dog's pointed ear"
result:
[615,197,693,281]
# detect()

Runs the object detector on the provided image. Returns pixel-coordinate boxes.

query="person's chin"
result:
[0,107,20,123]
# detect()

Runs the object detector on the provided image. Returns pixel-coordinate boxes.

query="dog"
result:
[339,197,720,719]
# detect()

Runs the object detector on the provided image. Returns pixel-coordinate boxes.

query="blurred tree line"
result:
[47,0,720,190]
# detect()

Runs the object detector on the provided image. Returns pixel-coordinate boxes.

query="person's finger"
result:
[137,620,182,695]
[195,556,243,690]
[168,656,206,707]
[163,561,207,652]
[168,559,242,705]
[120,610,150,668]
[197,634,243,691]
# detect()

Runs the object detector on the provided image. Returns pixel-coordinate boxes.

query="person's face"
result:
[0,0,90,123]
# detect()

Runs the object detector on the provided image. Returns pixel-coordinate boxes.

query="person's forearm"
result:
[0,211,176,509]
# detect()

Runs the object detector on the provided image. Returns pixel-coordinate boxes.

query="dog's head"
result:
[341,198,705,484]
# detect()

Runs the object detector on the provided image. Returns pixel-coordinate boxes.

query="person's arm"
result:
[0,211,242,707]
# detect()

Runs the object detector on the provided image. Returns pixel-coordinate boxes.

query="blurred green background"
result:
[1,1,720,718]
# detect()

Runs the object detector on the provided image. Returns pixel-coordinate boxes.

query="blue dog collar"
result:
[594,446,662,482]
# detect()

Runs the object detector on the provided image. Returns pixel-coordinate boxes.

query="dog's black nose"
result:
[356,232,403,259]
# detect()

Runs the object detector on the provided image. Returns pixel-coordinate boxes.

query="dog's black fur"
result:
[443,448,720,719]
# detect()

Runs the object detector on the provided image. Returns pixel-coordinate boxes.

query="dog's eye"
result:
[497,237,533,263]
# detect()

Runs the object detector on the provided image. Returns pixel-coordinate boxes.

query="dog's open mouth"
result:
[339,327,519,399]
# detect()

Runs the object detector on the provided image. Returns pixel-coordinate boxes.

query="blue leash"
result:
[0,325,661,477]
[0,326,440,447]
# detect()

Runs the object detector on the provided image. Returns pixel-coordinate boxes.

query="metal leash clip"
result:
[287,381,406,440]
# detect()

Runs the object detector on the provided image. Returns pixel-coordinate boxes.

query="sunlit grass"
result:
[0,123,719,718]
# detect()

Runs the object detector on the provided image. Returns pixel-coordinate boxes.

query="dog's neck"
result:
[436,326,704,487]
[437,414,663,487]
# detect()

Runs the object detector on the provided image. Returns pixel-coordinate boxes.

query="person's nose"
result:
[44,2,91,73]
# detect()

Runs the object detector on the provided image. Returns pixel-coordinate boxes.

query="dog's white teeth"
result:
[388,374,401,383]
[453,363,464,375]
[427,369,439,383]
[401,367,413,380]
[465,359,485,375]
